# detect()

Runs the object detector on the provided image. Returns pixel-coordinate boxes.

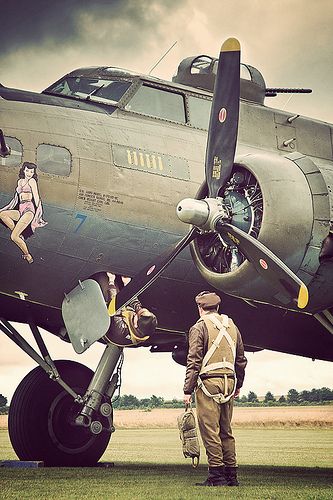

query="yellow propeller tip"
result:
[221,38,241,53]
[297,284,309,309]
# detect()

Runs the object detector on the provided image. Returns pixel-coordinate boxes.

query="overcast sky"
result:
[0,0,332,402]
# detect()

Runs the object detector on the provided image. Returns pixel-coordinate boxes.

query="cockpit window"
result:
[46,77,132,103]
[240,64,252,81]
[190,56,214,74]
[126,85,186,123]
[187,96,211,130]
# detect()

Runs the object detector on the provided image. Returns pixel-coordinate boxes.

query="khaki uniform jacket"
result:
[183,312,247,395]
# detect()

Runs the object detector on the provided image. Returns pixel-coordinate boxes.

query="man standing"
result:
[183,291,247,487]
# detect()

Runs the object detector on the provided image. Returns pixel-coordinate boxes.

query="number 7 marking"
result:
[74,213,87,232]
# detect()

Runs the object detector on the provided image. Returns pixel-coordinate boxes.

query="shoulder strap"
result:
[200,314,236,373]
[197,313,237,404]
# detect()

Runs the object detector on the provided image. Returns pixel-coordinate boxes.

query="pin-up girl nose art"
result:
[0,161,47,263]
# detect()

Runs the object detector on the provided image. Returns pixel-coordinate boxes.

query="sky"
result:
[0,0,332,402]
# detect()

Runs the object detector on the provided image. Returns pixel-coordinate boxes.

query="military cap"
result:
[195,291,221,308]
[137,308,158,337]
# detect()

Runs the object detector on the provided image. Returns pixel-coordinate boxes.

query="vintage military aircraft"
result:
[0,38,332,466]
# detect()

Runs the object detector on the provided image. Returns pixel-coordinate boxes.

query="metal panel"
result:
[298,269,315,284]
[312,194,330,220]
[306,172,329,195]
[62,279,110,354]
[285,151,307,162]
[274,111,296,126]
[59,233,96,260]
[275,124,297,152]
[238,103,276,149]
[289,155,319,174]
[310,219,331,247]
[112,144,190,180]
[300,245,321,275]
[295,118,332,160]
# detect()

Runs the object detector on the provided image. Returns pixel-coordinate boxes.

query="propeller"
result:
[215,222,309,309]
[205,38,240,198]
[108,37,309,317]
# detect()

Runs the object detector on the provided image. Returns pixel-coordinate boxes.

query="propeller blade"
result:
[205,38,240,198]
[108,227,199,316]
[215,221,309,309]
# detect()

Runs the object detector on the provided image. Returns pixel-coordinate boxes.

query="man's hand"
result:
[122,276,131,286]
[183,394,192,405]
[234,388,240,398]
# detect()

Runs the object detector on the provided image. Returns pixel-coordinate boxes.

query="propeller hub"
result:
[177,197,229,231]
[177,198,209,227]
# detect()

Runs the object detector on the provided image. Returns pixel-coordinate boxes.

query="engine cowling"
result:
[190,152,331,311]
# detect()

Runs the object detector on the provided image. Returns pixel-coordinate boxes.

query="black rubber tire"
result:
[8,360,111,466]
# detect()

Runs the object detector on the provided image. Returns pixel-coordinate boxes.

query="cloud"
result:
[0,0,181,57]
[1,0,187,91]
[2,0,333,125]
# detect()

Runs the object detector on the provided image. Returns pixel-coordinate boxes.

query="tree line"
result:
[112,387,333,409]
[112,394,184,410]
[235,387,333,406]
[1,388,332,413]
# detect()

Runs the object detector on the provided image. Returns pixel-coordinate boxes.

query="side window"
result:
[1,137,23,167]
[37,144,71,176]
[187,96,211,130]
[127,85,186,123]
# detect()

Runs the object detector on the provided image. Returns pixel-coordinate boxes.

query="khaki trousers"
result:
[195,377,236,467]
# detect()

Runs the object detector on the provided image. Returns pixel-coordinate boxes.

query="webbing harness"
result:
[197,314,237,404]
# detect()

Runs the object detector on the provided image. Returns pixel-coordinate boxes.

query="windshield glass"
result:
[127,85,186,123]
[46,77,132,103]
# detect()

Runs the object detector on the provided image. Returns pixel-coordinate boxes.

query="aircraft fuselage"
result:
[1,66,333,360]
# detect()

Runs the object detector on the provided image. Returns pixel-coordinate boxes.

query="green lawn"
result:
[1,428,332,499]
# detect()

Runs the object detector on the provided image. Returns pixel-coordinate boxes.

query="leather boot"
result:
[224,466,239,486]
[195,466,228,486]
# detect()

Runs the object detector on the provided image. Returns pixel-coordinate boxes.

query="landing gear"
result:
[8,360,112,466]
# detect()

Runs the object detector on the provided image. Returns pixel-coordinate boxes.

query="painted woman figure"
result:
[0,162,47,263]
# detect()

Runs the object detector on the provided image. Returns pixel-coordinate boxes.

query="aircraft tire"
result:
[8,360,112,466]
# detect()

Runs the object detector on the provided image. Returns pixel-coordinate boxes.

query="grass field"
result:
[1,424,333,499]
